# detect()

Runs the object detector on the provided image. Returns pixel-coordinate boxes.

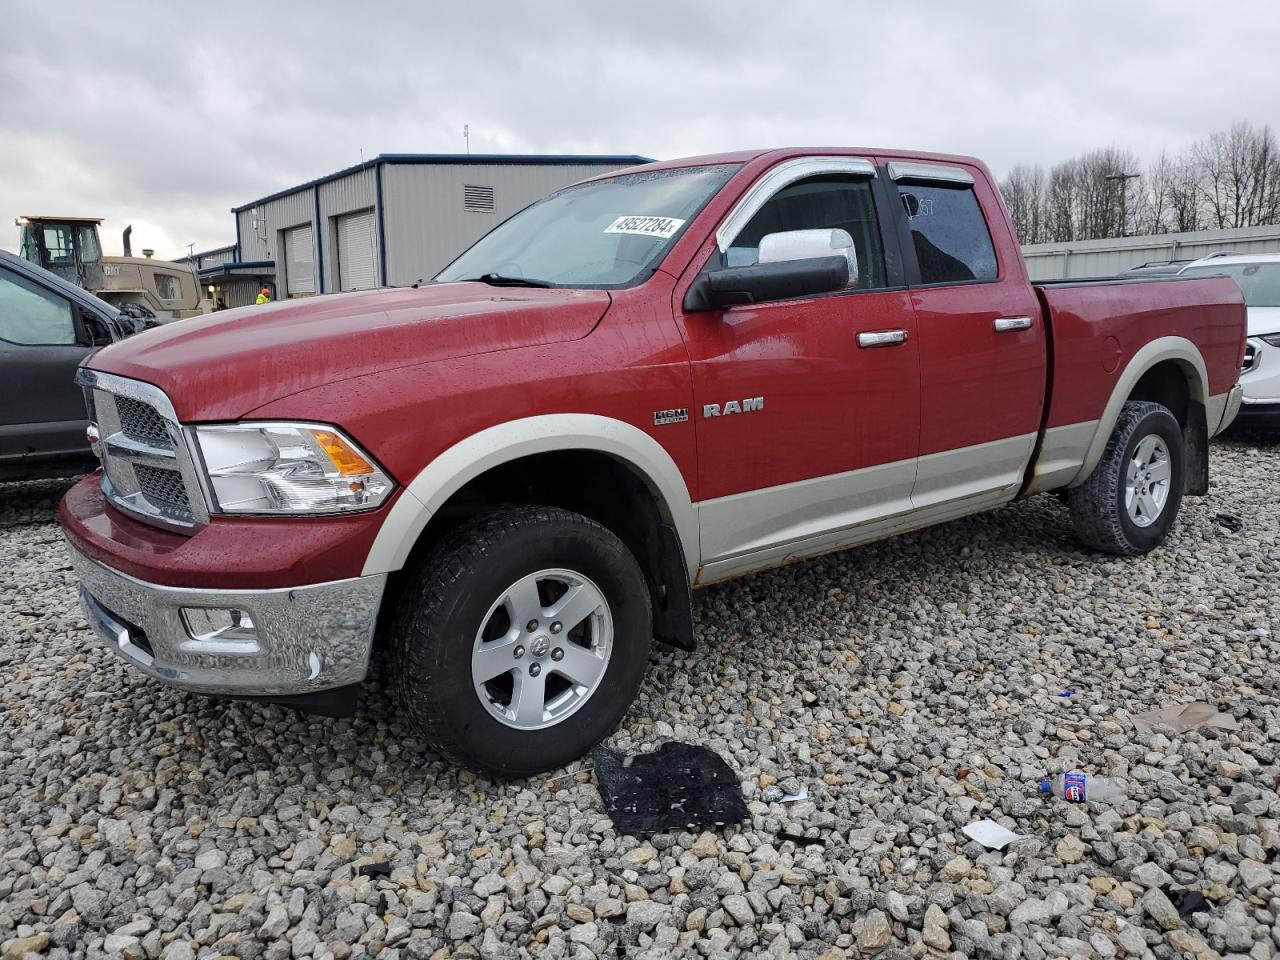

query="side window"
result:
[896,184,997,284]
[0,270,77,345]
[727,175,888,289]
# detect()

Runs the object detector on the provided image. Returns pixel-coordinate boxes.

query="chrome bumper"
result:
[69,542,386,697]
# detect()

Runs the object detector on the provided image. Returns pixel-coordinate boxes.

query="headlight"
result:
[1261,334,1280,348]
[194,422,393,514]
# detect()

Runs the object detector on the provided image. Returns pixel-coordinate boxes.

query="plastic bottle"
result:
[1038,772,1125,803]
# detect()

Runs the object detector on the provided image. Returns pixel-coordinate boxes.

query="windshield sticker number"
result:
[604,216,686,239]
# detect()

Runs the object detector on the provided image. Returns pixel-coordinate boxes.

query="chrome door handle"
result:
[994,316,1033,332]
[857,329,908,348]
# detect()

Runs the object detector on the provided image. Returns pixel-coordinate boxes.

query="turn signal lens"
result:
[313,429,375,476]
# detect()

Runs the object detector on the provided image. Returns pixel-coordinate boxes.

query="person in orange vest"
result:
[256,286,272,305]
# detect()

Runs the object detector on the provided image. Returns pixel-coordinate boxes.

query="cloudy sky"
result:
[3,0,1278,259]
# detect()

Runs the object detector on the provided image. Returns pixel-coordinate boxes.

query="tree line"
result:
[1000,121,1280,245]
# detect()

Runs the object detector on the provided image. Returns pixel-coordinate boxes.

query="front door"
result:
[674,160,921,581]
[0,267,93,464]
[881,160,1047,511]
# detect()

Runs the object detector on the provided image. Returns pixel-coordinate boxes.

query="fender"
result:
[1067,336,1208,488]
[361,414,699,578]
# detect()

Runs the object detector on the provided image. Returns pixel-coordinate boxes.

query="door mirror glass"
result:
[758,228,858,289]
[0,269,77,345]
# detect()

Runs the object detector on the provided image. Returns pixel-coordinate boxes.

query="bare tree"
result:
[1193,121,1280,228]
[1000,164,1048,243]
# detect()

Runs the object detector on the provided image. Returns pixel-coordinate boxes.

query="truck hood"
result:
[85,283,611,421]
[1247,305,1280,337]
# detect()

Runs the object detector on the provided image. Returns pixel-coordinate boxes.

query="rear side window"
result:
[728,175,888,289]
[896,184,997,285]
[0,269,76,345]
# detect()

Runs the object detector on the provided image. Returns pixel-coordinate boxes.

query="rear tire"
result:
[390,506,652,779]
[1067,401,1185,556]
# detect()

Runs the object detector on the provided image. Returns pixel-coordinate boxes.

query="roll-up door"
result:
[283,224,314,296]
[337,210,377,291]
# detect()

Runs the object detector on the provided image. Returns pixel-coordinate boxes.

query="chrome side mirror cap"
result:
[758,228,858,288]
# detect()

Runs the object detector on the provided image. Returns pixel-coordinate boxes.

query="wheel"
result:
[390,506,652,778]
[1066,400,1186,556]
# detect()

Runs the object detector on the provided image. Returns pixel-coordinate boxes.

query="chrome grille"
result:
[75,369,209,532]
[134,464,191,511]
[115,396,173,448]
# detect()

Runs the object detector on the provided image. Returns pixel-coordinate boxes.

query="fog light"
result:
[180,607,259,648]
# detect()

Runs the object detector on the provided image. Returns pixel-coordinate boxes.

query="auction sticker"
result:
[604,215,686,239]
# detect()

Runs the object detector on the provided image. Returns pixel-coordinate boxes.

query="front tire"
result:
[390,506,652,778]
[1067,400,1186,556]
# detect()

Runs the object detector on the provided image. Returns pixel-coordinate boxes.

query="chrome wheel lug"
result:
[513,645,524,659]
[550,621,563,634]
[526,619,538,632]
[529,663,541,677]
[551,648,564,661]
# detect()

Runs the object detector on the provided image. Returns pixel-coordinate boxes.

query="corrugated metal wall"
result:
[318,168,377,291]
[195,248,236,269]
[1023,225,1280,280]
[381,162,634,285]
[235,191,313,268]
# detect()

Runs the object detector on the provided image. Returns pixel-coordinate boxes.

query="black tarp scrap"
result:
[591,741,749,835]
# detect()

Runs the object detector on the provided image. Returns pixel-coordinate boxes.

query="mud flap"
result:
[649,522,695,651]
[1184,400,1209,496]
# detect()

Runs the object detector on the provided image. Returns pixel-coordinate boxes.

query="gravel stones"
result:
[2,434,1279,959]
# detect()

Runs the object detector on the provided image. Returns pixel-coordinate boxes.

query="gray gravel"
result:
[1,431,1277,960]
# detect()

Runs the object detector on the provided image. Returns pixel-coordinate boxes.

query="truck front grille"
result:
[76,370,209,532]
[115,395,174,448]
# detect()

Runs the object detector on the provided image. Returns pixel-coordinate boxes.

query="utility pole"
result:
[1105,172,1140,237]
[463,124,470,155]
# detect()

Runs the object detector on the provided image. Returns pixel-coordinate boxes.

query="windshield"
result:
[1181,261,1280,307]
[436,163,740,288]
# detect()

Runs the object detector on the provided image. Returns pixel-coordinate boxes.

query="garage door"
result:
[283,224,314,296]
[337,210,377,291]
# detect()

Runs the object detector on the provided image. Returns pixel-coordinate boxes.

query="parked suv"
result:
[61,148,1245,777]
[1179,253,1280,425]
[0,249,129,481]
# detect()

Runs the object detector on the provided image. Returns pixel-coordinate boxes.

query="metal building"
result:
[1022,224,1280,280]
[191,153,649,306]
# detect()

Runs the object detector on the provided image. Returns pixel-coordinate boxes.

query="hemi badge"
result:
[653,408,689,426]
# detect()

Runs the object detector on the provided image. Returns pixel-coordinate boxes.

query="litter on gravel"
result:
[591,741,748,834]
[962,819,1026,850]
[1133,701,1241,734]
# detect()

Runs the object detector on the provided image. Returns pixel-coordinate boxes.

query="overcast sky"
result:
[3,0,1278,259]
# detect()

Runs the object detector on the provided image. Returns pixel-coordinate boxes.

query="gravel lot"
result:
[2,432,1277,960]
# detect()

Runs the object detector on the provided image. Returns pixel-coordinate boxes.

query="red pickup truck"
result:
[61,148,1245,777]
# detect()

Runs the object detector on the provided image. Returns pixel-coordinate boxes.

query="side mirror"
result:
[684,228,857,311]
[758,228,858,286]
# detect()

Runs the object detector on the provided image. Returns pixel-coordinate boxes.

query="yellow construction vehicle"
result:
[16,216,210,323]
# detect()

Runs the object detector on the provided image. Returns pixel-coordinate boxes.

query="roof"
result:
[17,215,104,224]
[231,153,655,213]
[1181,252,1280,270]
[0,248,118,318]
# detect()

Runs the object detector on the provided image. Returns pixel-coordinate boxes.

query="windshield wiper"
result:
[464,273,553,288]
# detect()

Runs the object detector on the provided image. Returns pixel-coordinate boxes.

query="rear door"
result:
[881,160,1047,511]
[674,158,921,581]
[0,266,94,463]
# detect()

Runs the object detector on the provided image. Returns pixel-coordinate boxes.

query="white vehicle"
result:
[1179,253,1280,426]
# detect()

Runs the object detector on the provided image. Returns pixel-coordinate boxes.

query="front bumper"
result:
[70,541,386,698]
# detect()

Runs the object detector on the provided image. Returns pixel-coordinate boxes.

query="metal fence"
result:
[1021,224,1280,280]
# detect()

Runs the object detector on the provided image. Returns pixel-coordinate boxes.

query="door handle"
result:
[994,316,1033,333]
[857,329,908,348]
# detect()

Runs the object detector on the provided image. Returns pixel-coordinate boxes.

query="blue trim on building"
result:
[231,153,654,213]
[198,260,275,279]
[233,216,242,262]
[374,164,388,286]
[312,185,325,294]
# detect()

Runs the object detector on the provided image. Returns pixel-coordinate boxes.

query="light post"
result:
[1105,172,1140,237]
